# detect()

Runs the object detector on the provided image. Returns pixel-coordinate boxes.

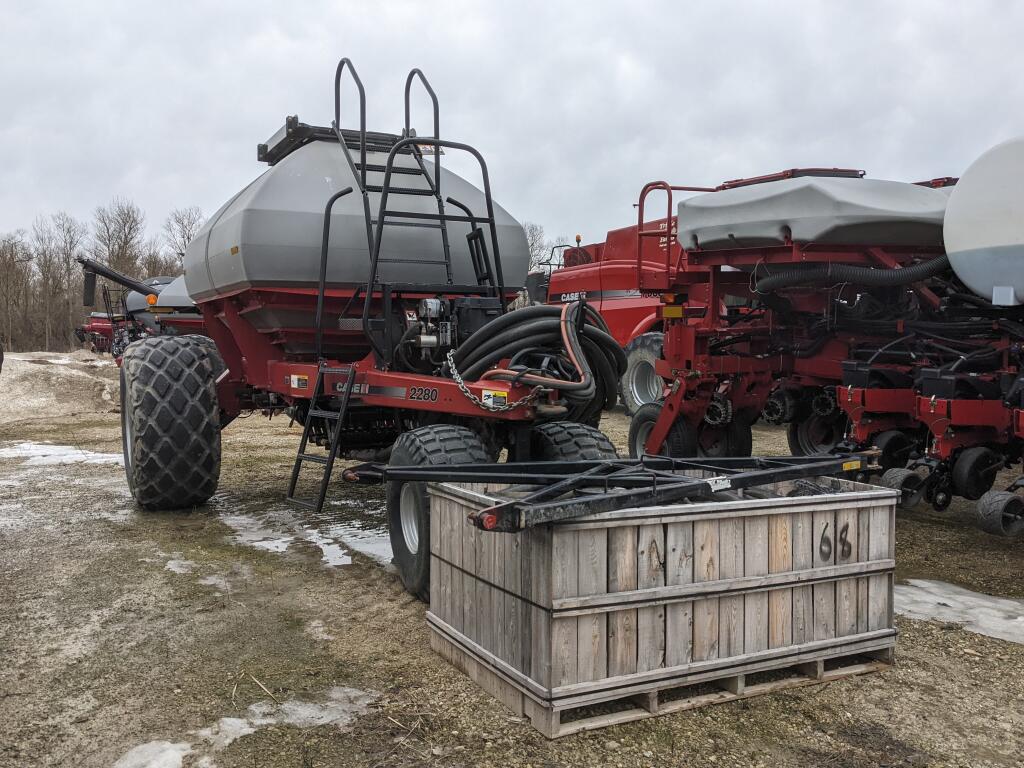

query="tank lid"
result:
[257,115,409,166]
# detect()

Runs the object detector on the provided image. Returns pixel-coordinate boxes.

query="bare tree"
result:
[140,236,180,278]
[523,221,548,270]
[52,212,89,348]
[0,231,32,353]
[163,206,204,267]
[92,198,147,278]
[31,217,63,351]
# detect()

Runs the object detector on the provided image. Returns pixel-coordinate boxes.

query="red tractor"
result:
[117,59,625,598]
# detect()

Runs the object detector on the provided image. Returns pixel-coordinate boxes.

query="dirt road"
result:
[1,353,1023,767]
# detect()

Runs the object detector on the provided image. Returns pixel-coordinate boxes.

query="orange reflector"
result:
[661,293,677,303]
[146,294,158,305]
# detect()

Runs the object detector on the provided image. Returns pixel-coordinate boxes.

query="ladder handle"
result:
[404,68,441,191]
[314,187,354,361]
[334,58,368,190]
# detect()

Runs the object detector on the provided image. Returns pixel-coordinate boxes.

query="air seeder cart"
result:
[118,59,626,598]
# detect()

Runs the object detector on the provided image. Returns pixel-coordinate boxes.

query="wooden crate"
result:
[427,478,897,738]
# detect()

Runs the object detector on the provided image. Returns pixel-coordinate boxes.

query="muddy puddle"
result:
[211,491,392,568]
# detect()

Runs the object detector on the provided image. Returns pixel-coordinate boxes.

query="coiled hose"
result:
[447,301,626,422]
[754,254,951,293]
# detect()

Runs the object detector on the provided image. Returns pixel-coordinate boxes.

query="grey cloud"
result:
[1,1,1022,245]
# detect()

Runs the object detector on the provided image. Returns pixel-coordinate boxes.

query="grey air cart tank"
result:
[183,128,530,308]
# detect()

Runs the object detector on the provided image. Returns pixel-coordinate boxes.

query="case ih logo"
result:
[559,291,587,302]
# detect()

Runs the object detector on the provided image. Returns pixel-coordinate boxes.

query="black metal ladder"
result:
[286,364,357,512]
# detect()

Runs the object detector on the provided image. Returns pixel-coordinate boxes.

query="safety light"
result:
[146,294,158,306]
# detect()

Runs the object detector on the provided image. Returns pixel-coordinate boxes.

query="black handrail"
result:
[404,69,441,192]
[334,58,367,191]
[314,187,354,361]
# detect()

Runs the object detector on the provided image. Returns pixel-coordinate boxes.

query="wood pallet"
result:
[431,623,893,738]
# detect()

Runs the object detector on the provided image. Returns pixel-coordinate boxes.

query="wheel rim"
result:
[801,415,844,454]
[632,420,655,457]
[122,406,132,471]
[628,361,662,407]
[399,484,419,554]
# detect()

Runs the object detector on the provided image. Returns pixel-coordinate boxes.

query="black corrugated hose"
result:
[753,254,951,293]
[448,301,626,421]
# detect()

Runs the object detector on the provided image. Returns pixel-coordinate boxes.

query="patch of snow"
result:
[45,357,73,365]
[0,442,122,466]
[193,717,256,749]
[112,740,192,768]
[165,559,197,575]
[118,686,375,766]
[198,574,232,593]
[895,579,1024,644]
[246,686,375,729]
[306,619,335,642]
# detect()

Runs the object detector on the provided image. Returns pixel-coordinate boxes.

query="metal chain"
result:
[445,349,542,412]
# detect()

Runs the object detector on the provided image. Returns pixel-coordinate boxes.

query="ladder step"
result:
[355,163,421,175]
[307,408,340,420]
[318,366,352,375]
[378,258,451,265]
[366,185,435,196]
[296,453,329,464]
[370,219,443,229]
[382,210,482,223]
[287,497,316,510]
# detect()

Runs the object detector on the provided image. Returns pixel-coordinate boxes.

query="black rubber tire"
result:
[628,402,698,458]
[181,334,226,380]
[120,335,221,510]
[386,425,489,602]
[951,446,1003,501]
[530,421,618,461]
[620,333,664,416]
[697,420,753,458]
[881,467,925,510]
[787,414,847,456]
[976,491,1024,538]
[873,430,915,472]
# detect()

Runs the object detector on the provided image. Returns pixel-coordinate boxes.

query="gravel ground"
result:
[1,354,1023,767]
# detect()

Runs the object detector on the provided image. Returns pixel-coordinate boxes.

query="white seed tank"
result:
[944,136,1024,305]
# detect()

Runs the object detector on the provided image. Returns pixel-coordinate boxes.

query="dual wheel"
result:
[626,402,753,459]
[387,421,617,601]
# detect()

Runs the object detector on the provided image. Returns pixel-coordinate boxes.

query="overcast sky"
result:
[2,1,1023,246]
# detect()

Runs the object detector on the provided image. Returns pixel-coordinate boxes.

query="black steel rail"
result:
[350,454,869,532]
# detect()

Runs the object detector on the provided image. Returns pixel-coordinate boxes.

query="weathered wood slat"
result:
[636,524,666,672]
[743,516,769,653]
[835,507,859,637]
[692,519,720,662]
[576,528,608,682]
[719,518,745,658]
[791,510,813,644]
[607,526,639,676]
[551,529,579,686]
[768,514,793,649]
[665,522,694,666]
[812,509,837,641]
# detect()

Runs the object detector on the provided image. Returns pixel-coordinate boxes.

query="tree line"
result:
[0,211,564,354]
[0,200,203,353]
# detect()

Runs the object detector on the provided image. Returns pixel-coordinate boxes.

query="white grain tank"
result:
[944,136,1024,305]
